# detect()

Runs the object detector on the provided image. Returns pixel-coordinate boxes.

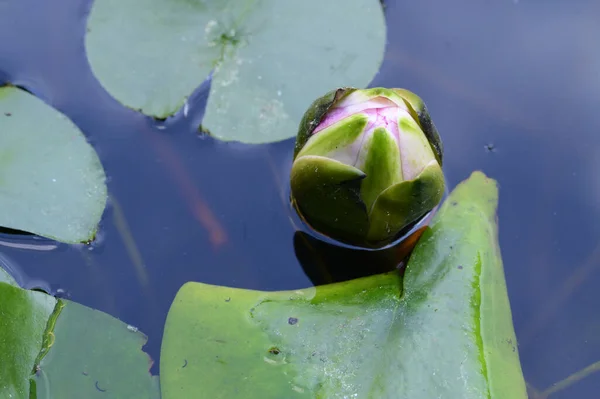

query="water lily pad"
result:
[0,276,158,398]
[160,171,527,398]
[32,300,160,399]
[0,86,107,243]
[85,0,386,143]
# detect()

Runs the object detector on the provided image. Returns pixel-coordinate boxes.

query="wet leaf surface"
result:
[161,171,526,398]
[0,86,107,243]
[0,266,158,399]
[0,277,55,398]
[32,300,160,399]
[85,0,386,143]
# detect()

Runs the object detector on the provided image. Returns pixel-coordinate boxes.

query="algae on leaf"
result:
[160,171,527,398]
[85,0,386,144]
[0,86,107,243]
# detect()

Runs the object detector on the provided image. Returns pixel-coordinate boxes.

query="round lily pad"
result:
[85,0,386,143]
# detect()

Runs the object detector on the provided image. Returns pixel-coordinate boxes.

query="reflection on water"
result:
[1,0,600,396]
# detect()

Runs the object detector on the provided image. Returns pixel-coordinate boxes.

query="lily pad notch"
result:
[85,0,387,143]
[160,171,527,399]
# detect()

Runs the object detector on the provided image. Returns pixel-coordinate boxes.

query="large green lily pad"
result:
[85,0,386,143]
[0,86,107,243]
[0,267,159,398]
[160,171,527,398]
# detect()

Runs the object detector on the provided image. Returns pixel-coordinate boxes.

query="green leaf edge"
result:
[0,277,159,398]
[0,85,108,243]
[161,170,527,398]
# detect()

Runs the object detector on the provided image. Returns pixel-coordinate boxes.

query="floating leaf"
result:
[85,0,386,143]
[0,86,107,243]
[0,278,158,398]
[160,171,527,398]
[32,300,160,399]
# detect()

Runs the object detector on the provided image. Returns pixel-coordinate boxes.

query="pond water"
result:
[1,0,600,397]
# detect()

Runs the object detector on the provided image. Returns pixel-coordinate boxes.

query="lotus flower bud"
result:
[290,87,445,247]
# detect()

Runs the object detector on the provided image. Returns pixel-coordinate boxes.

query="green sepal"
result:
[290,155,369,244]
[393,88,444,166]
[296,113,369,159]
[293,87,357,158]
[359,127,402,213]
[366,160,445,243]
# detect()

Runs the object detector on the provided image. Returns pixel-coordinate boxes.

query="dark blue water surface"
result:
[1,0,600,397]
